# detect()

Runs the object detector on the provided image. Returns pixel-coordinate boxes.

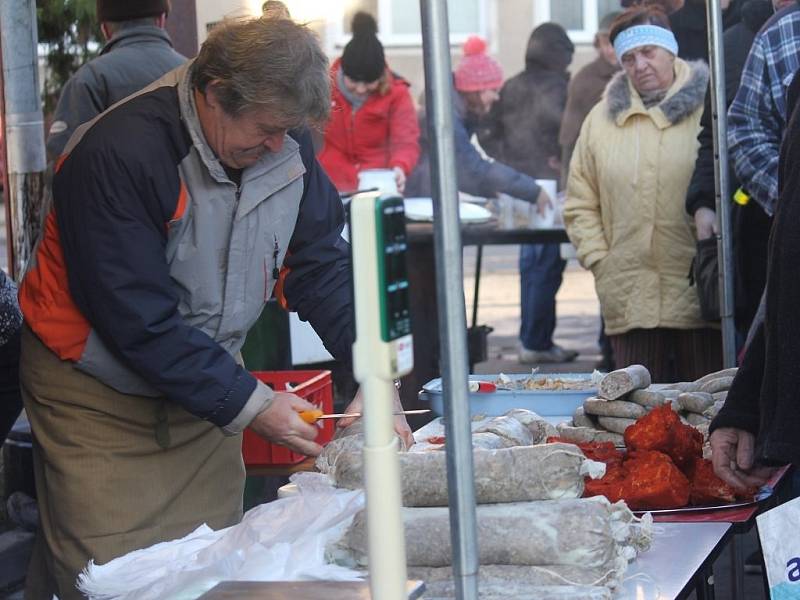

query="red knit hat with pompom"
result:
[454,36,503,92]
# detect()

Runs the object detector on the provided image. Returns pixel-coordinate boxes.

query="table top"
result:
[405,221,570,246]
[617,522,731,600]
[198,581,425,599]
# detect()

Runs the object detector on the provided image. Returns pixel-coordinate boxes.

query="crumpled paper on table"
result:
[77,473,365,600]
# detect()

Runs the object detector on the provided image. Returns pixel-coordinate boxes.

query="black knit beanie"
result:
[96,0,170,22]
[341,12,385,83]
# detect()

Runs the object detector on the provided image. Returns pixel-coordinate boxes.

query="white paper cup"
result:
[357,169,398,196]
[532,179,558,229]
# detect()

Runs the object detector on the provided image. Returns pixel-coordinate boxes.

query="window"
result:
[337,0,487,47]
[533,0,620,43]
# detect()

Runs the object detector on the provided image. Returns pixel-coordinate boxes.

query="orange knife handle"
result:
[298,409,323,423]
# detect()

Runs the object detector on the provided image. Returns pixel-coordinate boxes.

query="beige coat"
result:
[564,59,709,336]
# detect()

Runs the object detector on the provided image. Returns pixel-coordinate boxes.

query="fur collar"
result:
[605,60,709,126]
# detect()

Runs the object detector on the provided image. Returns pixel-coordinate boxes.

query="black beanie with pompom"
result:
[341,12,385,82]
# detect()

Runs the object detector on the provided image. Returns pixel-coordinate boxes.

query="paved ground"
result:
[463,244,602,376]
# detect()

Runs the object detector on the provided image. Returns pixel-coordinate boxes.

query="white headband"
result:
[613,25,679,63]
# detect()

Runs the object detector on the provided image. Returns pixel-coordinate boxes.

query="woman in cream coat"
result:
[564,5,721,382]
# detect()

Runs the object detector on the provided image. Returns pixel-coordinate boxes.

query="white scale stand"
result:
[350,191,417,599]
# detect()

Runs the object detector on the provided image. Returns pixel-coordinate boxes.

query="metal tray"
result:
[419,373,596,418]
[631,484,773,515]
[633,498,758,516]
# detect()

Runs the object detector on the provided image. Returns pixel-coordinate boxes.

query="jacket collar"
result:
[100,25,175,56]
[605,59,709,130]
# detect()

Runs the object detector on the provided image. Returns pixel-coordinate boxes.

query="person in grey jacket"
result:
[21,18,412,599]
[46,0,185,161]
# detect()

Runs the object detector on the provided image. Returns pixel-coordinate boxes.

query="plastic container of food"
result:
[419,373,596,418]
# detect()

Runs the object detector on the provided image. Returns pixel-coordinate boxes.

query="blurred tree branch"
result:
[36,0,101,113]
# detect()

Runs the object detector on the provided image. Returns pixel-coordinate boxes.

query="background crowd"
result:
[318,1,785,385]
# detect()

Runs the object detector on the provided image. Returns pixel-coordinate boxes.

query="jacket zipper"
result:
[272,233,280,280]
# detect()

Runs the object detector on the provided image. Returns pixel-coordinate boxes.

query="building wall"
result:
[191,0,599,102]
[166,0,199,57]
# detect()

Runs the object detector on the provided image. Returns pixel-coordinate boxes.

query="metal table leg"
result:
[730,533,744,600]
[471,244,483,329]
[695,568,716,600]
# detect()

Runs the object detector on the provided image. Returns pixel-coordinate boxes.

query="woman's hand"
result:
[694,207,718,241]
[338,386,415,449]
[393,166,406,195]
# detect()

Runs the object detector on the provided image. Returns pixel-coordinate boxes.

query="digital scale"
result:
[349,191,415,600]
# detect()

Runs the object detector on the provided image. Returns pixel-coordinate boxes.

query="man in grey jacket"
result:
[22,17,414,599]
[46,0,185,161]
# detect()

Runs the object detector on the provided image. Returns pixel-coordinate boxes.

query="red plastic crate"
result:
[242,370,334,467]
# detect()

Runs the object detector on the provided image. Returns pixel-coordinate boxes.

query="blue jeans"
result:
[519,243,566,351]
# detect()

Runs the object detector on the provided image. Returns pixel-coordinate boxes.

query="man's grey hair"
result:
[192,17,330,127]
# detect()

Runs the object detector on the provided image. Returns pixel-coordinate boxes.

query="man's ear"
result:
[100,22,112,41]
[203,81,224,111]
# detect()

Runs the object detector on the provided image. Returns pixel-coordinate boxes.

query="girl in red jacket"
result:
[318,12,420,194]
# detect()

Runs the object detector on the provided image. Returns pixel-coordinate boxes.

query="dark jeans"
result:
[519,243,566,351]
[0,329,22,445]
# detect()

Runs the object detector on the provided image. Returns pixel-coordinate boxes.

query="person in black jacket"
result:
[477,23,578,364]
[621,0,743,60]
[669,0,745,61]
[685,0,774,340]
[709,70,800,490]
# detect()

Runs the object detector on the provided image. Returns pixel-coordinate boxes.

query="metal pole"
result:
[419,1,479,599]
[0,0,46,279]
[705,0,736,368]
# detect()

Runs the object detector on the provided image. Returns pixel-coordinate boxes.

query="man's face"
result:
[774,0,794,11]
[197,85,293,169]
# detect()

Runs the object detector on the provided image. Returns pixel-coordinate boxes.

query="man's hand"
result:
[248,392,323,456]
[393,166,406,195]
[710,427,775,490]
[536,188,553,217]
[694,207,718,241]
[337,386,415,449]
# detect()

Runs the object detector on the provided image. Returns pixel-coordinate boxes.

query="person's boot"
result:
[519,344,578,364]
[6,491,38,532]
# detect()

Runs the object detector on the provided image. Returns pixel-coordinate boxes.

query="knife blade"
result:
[299,408,430,423]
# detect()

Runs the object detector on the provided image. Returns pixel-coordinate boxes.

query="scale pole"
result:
[706,0,736,367]
[419,1,480,599]
[350,193,414,600]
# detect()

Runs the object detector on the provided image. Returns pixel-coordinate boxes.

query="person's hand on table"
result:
[710,427,776,491]
[393,166,406,195]
[694,207,718,241]
[249,392,323,456]
[535,188,553,217]
[338,386,415,449]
